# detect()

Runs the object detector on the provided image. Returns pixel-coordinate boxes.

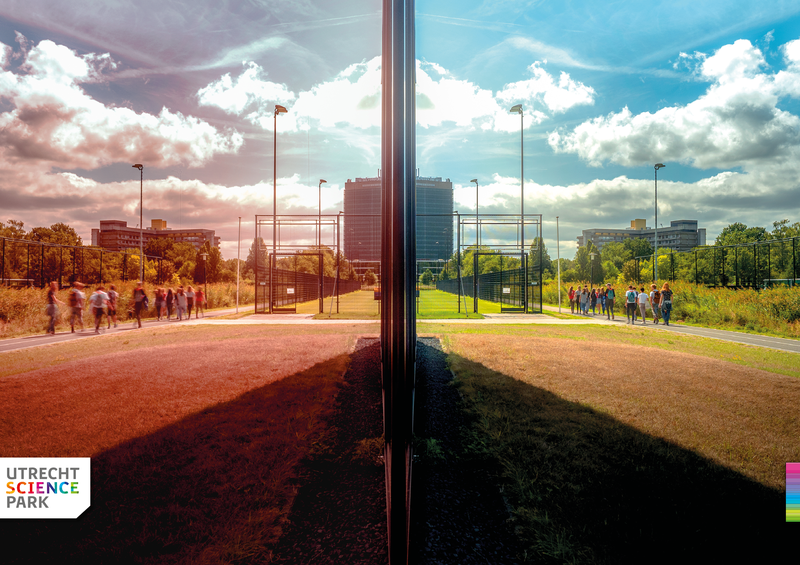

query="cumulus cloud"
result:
[0,38,243,170]
[549,38,800,170]
[197,56,595,134]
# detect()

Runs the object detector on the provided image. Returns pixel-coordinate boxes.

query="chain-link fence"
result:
[1,237,164,287]
[635,237,799,287]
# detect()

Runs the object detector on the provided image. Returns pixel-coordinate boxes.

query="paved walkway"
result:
[2,304,798,355]
[541,303,800,354]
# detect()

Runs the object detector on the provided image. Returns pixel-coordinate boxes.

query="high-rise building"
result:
[91,219,220,252]
[343,176,454,263]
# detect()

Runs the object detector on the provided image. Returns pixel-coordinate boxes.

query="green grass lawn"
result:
[301,289,504,320]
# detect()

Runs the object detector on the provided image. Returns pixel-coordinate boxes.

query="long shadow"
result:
[268,338,387,565]
[4,352,352,564]
[445,353,787,564]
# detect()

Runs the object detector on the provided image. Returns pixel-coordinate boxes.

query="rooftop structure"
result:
[577,219,706,252]
[91,219,220,252]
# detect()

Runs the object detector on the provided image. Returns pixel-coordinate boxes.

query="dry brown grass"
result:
[445,333,800,489]
[0,332,356,458]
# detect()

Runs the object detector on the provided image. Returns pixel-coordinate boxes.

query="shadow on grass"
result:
[5,354,350,565]
[448,353,787,564]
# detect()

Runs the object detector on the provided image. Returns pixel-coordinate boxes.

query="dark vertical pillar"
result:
[695,251,698,284]
[1,238,4,284]
[40,244,44,288]
[768,243,771,286]
[59,246,63,288]
[456,214,461,313]
[99,250,103,283]
[793,237,796,283]
[754,244,757,288]
[381,0,416,562]
[336,214,340,313]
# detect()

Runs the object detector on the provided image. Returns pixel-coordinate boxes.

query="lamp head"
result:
[275,105,287,115]
[319,179,327,185]
[654,163,665,170]
[509,104,523,114]
[132,164,143,170]
[470,178,478,185]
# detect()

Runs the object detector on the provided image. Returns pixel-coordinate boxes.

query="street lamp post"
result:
[510,104,525,311]
[470,179,479,247]
[318,179,327,249]
[557,216,561,313]
[590,251,597,287]
[654,163,666,282]
[132,164,144,283]
[271,104,288,314]
[200,251,209,300]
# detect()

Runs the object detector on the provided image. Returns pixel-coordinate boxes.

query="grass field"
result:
[4,319,796,561]
[303,289,502,319]
[428,324,798,562]
[1,324,378,564]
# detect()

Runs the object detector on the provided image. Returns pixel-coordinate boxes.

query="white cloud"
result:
[198,57,595,135]
[549,38,800,169]
[0,39,243,170]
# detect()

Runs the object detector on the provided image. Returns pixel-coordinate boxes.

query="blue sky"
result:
[1,0,799,259]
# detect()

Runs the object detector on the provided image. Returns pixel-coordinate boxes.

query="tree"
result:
[364,270,376,286]
[621,259,638,282]
[168,242,197,272]
[600,241,632,270]
[245,238,268,275]
[622,237,653,260]
[715,222,768,246]
[420,269,433,286]
[0,219,26,239]
[528,237,552,275]
[145,237,175,258]
[28,223,82,246]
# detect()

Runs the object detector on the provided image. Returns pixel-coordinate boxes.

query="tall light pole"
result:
[132,164,144,283]
[470,179,479,247]
[236,216,241,314]
[271,104,287,314]
[200,251,209,300]
[510,104,524,250]
[590,251,597,287]
[557,216,561,313]
[654,163,665,282]
[318,179,327,249]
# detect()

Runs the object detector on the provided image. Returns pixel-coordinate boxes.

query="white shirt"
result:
[637,292,649,305]
[89,291,108,309]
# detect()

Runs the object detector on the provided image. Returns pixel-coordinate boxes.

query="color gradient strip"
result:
[788,463,800,522]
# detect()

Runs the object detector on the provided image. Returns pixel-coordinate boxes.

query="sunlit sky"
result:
[1,0,799,259]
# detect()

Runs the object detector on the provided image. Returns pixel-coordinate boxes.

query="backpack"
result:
[626,290,637,302]
[68,289,78,307]
[653,290,661,304]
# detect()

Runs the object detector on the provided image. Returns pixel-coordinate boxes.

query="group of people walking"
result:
[45,281,206,335]
[623,283,674,325]
[568,283,617,319]
[567,282,674,325]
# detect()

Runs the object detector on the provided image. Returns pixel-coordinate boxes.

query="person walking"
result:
[579,286,589,315]
[649,284,662,324]
[186,286,195,319]
[590,288,598,315]
[599,288,607,316]
[195,287,205,318]
[154,288,164,321]
[661,282,674,325]
[133,281,147,328]
[166,288,175,320]
[88,285,109,334]
[606,283,616,320]
[68,282,85,333]
[107,284,118,328]
[45,281,64,335]
[624,285,638,325]
[637,287,650,324]
[568,286,575,314]
[176,286,187,321]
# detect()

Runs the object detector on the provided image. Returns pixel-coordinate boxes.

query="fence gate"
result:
[271,254,299,313]
[500,252,526,313]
